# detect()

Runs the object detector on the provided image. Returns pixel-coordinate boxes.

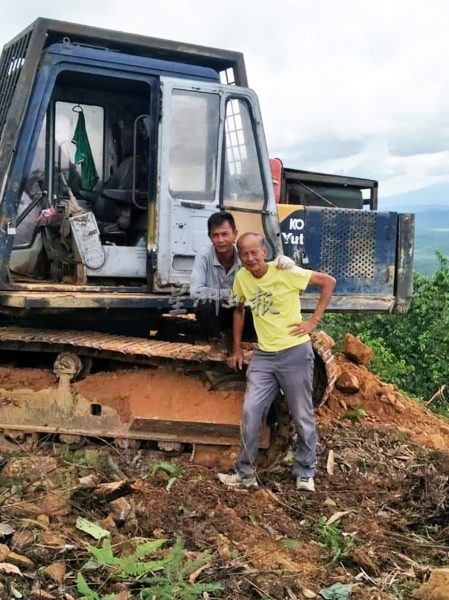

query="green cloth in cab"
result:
[71,110,99,190]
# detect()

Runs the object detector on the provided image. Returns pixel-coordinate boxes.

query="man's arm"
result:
[289,271,336,337]
[190,253,230,301]
[227,303,245,370]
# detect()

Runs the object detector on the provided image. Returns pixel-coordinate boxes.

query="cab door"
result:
[155,78,281,290]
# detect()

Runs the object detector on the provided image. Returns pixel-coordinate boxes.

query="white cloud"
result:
[2,0,449,199]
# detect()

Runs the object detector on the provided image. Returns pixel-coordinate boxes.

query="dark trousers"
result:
[195,301,255,341]
[195,301,233,340]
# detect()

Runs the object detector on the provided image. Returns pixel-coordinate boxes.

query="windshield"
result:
[168,90,220,201]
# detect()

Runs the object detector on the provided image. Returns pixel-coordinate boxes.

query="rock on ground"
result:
[417,568,449,599]
[335,371,360,394]
[342,334,373,365]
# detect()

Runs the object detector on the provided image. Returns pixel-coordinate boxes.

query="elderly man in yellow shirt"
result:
[218,232,335,492]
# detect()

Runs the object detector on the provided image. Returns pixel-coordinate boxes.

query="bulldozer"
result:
[0,19,414,455]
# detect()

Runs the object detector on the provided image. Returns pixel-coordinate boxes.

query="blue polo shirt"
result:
[190,245,240,302]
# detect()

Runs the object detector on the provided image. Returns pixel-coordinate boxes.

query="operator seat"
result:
[81,156,147,234]
[102,156,136,204]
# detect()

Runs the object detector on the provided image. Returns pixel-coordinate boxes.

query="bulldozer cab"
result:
[11,72,157,285]
[0,19,281,303]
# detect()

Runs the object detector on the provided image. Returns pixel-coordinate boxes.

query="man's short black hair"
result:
[207,211,236,235]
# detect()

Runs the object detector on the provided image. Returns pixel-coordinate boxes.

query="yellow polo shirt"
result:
[233,262,312,352]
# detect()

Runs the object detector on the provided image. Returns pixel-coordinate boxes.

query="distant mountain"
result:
[379,182,449,212]
[379,184,449,274]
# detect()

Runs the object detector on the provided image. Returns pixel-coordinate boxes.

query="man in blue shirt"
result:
[190,212,241,343]
[190,212,295,347]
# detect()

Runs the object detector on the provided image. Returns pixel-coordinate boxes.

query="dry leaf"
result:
[42,561,66,584]
[189,561,211,584]
[326,450,335,476]
[41,493,71,517]
[0,562,22,576]
[301,587,317,599]
[30,589,56,599]
[8,552,34,568]
[0,543,9,561]
[325,510,352,526]
[41,531,66,547]
[93,480,130,500]
[0,523,15,537]
[11,529,34,550]
[78,474,100,488]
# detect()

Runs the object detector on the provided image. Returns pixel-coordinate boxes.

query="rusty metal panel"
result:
[130,419,243,447]
[0,364,252,446]
[394,213,415,314]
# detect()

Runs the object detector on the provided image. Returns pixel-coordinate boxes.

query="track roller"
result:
[114,438,141,450]
[157,441,184,454]
[53,352,83,381]
[3,429,39,450]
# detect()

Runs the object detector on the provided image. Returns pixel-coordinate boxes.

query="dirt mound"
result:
[417,569,449,599]
[0,338,448,453]
[318,355,449,451]
[74,367,244,424]
[0,365,57,391]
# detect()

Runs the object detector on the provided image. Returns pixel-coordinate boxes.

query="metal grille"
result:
[319,209,377,279]
[0,31,32,142]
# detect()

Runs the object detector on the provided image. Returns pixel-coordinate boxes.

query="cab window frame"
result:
[219,95,269,212]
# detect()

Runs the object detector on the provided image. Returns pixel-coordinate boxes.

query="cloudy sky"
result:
[2,0,449,198]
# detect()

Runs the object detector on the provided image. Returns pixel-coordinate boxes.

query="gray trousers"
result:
[236,341,316,479]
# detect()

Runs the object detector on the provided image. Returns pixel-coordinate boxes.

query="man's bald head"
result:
[236,233,268,277]
[237,232,265,252]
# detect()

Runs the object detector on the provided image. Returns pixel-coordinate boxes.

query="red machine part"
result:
[269,158,283,203]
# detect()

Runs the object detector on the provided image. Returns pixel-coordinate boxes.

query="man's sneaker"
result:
[217,472,259,488]
[296,477,315,492]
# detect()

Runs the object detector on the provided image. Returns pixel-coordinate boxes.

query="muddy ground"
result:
[0,354,449,599]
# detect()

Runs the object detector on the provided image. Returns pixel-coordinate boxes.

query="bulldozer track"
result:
[0,326,337,452]
[0,326,227,366]
[0,326,337,405]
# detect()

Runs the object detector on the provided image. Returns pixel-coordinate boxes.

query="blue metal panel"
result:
[280,206,397,297]
[45,43,220,82]
[0,62,55,278]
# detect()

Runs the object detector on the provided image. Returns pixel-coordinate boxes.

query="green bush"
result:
[76,537,222,599]
[314,517,355,564]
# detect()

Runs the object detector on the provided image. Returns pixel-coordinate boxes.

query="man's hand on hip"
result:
[288,318,318,336]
